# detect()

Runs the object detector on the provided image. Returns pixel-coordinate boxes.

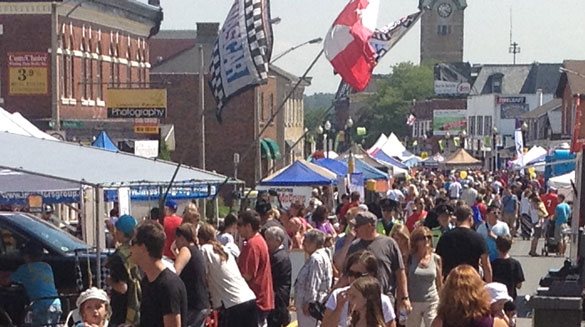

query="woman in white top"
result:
[197,223,257,327]
[322,251,396,327]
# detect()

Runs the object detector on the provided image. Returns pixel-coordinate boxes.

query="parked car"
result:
[0,211,110,325]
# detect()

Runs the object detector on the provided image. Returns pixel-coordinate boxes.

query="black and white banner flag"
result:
[209,0,273,122]
[370,11,421,62]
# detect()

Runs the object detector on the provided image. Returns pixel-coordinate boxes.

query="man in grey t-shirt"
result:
[333,211,410,311]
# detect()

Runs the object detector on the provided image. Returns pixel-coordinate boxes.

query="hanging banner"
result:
[348,172,364,202]
[255,186,313,209]
[106,89,167,118]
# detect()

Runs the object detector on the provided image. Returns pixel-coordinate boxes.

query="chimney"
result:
[536,88,543,106]
[196,23,219,38]
[148,0,160,6]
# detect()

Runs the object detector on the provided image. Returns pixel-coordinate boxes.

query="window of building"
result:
[484,116,492,135]
[96,39,103,101]
[413,121,420,137]
[477,116,484,135]
[489,73,503,94]
[437,25,450,35]
[269,93,274,117]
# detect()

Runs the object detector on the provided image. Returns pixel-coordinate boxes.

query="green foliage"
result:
[304,92,335,112]
[159,140,172,161]
[304,106,330,134]
[359,62,434,145]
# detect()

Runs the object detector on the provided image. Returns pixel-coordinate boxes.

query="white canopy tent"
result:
[548,170,575,202]
[510,146,547,169]
[378,133,416,161]
[0,107,57,140]
[0,132,233,287]
[367,133,388,154]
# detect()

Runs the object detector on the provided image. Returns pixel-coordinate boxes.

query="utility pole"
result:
[508,8,521,65]
[199,45,207,219]
[51,3,60,131]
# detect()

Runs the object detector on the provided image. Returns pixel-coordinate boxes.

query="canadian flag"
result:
[324,0,380,91]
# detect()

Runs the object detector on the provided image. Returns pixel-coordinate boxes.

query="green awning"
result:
[260,138,281,160]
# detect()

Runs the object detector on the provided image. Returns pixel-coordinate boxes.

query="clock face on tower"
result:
[437,2,453,18]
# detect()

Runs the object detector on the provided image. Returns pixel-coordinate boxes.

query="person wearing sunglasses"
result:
[322,251,396,327]
[476,204,511,262]
[406,227,442,327]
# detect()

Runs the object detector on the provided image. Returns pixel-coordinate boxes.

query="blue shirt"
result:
[555,202,571,225]
[502,194,518,214]
[11,262,59,301]
[477,221,510,262]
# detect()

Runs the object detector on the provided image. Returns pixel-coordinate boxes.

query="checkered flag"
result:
[370,11,421,62]
[209,0,274,123]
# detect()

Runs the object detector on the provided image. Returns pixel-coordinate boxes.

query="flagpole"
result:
[211,49,325,204]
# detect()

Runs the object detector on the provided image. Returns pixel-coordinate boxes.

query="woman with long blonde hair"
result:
[389,223,410,264]
[431,265,506,327]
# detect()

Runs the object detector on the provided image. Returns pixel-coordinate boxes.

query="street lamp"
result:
[459,130,467,149]
[492,127,499,170]
[521,121,528,147]
[324,120,332,158]
[271,37,323,63]
[444,131,451,154]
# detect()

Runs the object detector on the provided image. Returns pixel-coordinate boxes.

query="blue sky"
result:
[148,0,585,94]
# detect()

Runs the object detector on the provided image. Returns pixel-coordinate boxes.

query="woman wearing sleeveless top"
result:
[431,265,507,327]
[406,226,442,327]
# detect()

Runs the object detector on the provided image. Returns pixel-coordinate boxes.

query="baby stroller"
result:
[541,220,559,256]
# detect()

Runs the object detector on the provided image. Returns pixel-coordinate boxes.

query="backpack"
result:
[114,244,142,325]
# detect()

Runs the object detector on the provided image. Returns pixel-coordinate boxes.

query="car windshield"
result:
[2,212,88,254]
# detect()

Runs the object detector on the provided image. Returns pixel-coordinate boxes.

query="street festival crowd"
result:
[3,168,575,327]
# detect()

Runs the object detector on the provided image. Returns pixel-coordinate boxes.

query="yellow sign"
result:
[106,89,167,109]
[8,52,48,95]
[134,125,160,134]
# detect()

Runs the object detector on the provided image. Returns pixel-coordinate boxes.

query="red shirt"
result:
[406,210,427,232]
[338,200,359,222]
[541,193,559,217]
[238,233,274,311]
[163,215,182,258]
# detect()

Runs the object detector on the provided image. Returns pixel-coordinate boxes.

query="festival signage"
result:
[255,186,313,209]
[106,89,167,118]
[8,52,48,95]
[432,109,467,136]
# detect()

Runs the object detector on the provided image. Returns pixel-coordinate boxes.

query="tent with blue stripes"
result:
[371,150,409,169]
[337,157,388,180]
[259,160,337,186]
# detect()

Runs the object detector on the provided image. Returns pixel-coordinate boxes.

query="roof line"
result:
[0,165,97,188]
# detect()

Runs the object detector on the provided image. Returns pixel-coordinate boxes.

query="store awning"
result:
[261,138,281,160]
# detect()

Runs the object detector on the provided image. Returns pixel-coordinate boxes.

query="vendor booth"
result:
[440,148,482,170]
[0,132,234,287]
[258,160,336,209]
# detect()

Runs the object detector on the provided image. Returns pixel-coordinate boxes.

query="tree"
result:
[358,62,434,145]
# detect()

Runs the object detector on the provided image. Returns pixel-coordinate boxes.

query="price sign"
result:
[8,52,49,95]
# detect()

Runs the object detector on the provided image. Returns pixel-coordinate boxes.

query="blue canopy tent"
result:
[92,131,119,152]
[371,150,408,170]
[338,157,388,180]
[312,158,348,176]
[259,160,337,186]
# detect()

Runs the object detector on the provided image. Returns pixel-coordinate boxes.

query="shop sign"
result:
[8,52,48,95]
[106,89,167,118]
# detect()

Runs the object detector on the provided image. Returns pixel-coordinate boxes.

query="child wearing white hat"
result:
[484,282,514,327]
[75,287,111,327]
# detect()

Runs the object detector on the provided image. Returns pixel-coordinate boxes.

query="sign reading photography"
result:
[8,52,49,95]
[106,89,167,119]
[433,109,467,135]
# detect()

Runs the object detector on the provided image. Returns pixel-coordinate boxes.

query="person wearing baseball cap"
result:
[430,204,454,248]
[377,198,400,236]
[75,287,111,327]
[334,211,411,315]
[106,214,141,326]
[163,199,183,259]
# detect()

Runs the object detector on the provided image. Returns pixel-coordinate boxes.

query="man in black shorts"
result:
[131,220,187,327]
[436,205,492,282]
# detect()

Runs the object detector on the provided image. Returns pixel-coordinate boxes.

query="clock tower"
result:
[419,0,467,64]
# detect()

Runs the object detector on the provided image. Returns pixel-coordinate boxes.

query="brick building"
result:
[0,0,162,141]
[149,23,309,186]
[556,60,585,138]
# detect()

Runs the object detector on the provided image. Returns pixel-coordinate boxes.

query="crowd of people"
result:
[0,168,573,327]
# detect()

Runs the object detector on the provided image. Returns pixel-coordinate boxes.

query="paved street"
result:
[510,237,573,326]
